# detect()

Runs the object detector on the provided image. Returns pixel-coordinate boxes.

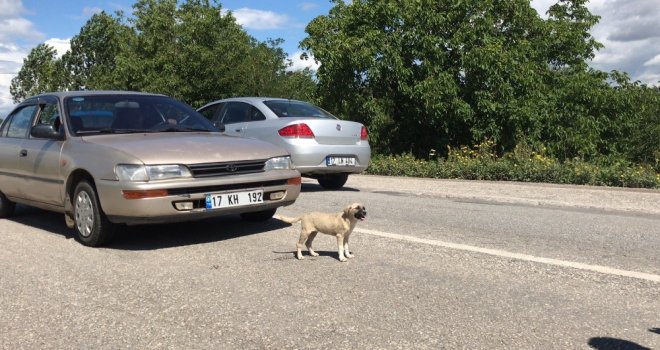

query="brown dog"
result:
[275,203,367,262]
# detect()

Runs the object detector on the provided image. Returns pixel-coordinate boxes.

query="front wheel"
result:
[73,180,117,246]
[317,174,349,189]
[240,208,277,222]
[0,191,16,218]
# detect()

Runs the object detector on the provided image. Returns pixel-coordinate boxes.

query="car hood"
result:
[81,132,287,164]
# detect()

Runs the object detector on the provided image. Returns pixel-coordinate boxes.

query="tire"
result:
[0,191,16,218]
[73,180,116,246]
[317,174,349,189]
[240,208,277,222]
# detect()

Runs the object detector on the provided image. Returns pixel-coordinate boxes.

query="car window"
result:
[65,94,216,134]
[6,105,38,138]
[249,106,266,121]
[263,100,337,119]
[220,102,251,124]
[199,103,223,121]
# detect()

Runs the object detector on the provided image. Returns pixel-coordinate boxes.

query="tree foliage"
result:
[9,0,659,167]
[301,0,659,165]
[10,0,315,108]
[10,44,66,102]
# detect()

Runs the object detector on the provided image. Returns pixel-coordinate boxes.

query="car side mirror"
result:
[213,122,226,132]
[31,124,64,141]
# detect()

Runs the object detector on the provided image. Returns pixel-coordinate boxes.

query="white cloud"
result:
[644,54,660,67]
[0,17,43,42]
[231,8,289,30]
[83,7,103,17]
[45,38,71,58]
[300,2,319,12]
[531,0,660,85]
[0,0,25,19]
[287,51,320,72]
[0,0,39,115]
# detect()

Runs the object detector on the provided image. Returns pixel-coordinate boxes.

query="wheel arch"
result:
[65,169,96,213]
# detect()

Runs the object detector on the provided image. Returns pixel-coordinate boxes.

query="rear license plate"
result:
[326,156,356,166]
[205,190,263,209]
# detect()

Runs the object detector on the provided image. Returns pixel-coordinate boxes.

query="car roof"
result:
[28,90,166,100]
[215,97,304,104]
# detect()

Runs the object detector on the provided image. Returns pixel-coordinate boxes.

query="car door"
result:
[217,102,252,137]
[17,97,65,206]
[0,104,39,199]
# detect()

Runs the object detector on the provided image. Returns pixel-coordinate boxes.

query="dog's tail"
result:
[274,214,302,224]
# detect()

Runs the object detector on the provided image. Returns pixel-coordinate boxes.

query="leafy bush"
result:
[366,141,660,189]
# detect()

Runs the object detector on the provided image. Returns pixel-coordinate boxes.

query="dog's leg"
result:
[296,231,310,260]
[305,231,320,257]
[343,234,355,259]
[336,234,348,262]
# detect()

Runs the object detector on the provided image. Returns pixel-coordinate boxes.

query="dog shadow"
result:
[272,249,340,261]
[6,204,289,250]
[587,337,651,350]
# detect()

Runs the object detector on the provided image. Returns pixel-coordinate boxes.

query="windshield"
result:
[65,94,217,135]
[263,100,337,119]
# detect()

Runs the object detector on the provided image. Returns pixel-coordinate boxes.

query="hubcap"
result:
[75,191,94,237]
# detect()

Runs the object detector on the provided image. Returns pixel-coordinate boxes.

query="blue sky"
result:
[2,0,660,116]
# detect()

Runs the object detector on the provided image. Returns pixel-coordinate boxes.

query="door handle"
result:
[19,149,27,157]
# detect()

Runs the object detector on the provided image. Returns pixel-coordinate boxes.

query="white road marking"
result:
[356,228,660,283]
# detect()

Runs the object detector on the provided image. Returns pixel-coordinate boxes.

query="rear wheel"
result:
[0,192,16,218]
[240,208,277,222]
[317,174,349,189]
[73,180,117,246]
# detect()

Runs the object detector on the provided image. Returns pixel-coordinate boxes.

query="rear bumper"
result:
[286,141,371,175]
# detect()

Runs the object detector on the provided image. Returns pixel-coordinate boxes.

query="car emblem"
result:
[336,124,341,131]
[226,164,238,172]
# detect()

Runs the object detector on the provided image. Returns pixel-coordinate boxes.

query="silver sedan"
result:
[198,97,371,189]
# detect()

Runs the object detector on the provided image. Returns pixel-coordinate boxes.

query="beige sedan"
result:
[0,91,301,246]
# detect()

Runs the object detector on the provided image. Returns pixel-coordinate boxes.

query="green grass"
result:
[366,142,660,189]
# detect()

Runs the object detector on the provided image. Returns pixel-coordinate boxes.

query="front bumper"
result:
[95,170,301,225]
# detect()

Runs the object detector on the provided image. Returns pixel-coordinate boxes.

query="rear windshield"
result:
[263,100,337,119]
[65,94,217,135]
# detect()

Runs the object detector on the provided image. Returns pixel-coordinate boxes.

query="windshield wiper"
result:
[150,126,212,132]
[97,128,147,134]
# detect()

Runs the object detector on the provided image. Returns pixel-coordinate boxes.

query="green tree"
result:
[11,0,316,108]
[301,0,606,158]
[10,44,67,102]
[114,0,315,107]
[62,11,132,90]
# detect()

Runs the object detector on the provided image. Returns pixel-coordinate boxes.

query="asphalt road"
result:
[1,175,659,349]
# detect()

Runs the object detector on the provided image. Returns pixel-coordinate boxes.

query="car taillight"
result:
[278,123,315,138]
[360,126,368,140]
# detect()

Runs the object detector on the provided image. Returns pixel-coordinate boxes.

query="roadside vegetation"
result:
[367,141,660,189]
[9,0,659,188]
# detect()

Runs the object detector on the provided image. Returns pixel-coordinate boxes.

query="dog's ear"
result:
[342,205,352,219]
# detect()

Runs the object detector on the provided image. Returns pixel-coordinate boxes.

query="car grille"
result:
[188,160,266,178]
[167,180,287,196]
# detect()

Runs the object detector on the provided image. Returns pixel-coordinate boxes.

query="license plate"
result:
[205,190,263,209]
[326,156,356,166]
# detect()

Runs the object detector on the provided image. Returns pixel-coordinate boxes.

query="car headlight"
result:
[264,156,294,171]
[115,164,192,181]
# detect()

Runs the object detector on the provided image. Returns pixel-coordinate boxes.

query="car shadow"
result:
[109,217,289,250]
[8,205,76,240]
[6,205,289,251]
[301,183,360,193]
